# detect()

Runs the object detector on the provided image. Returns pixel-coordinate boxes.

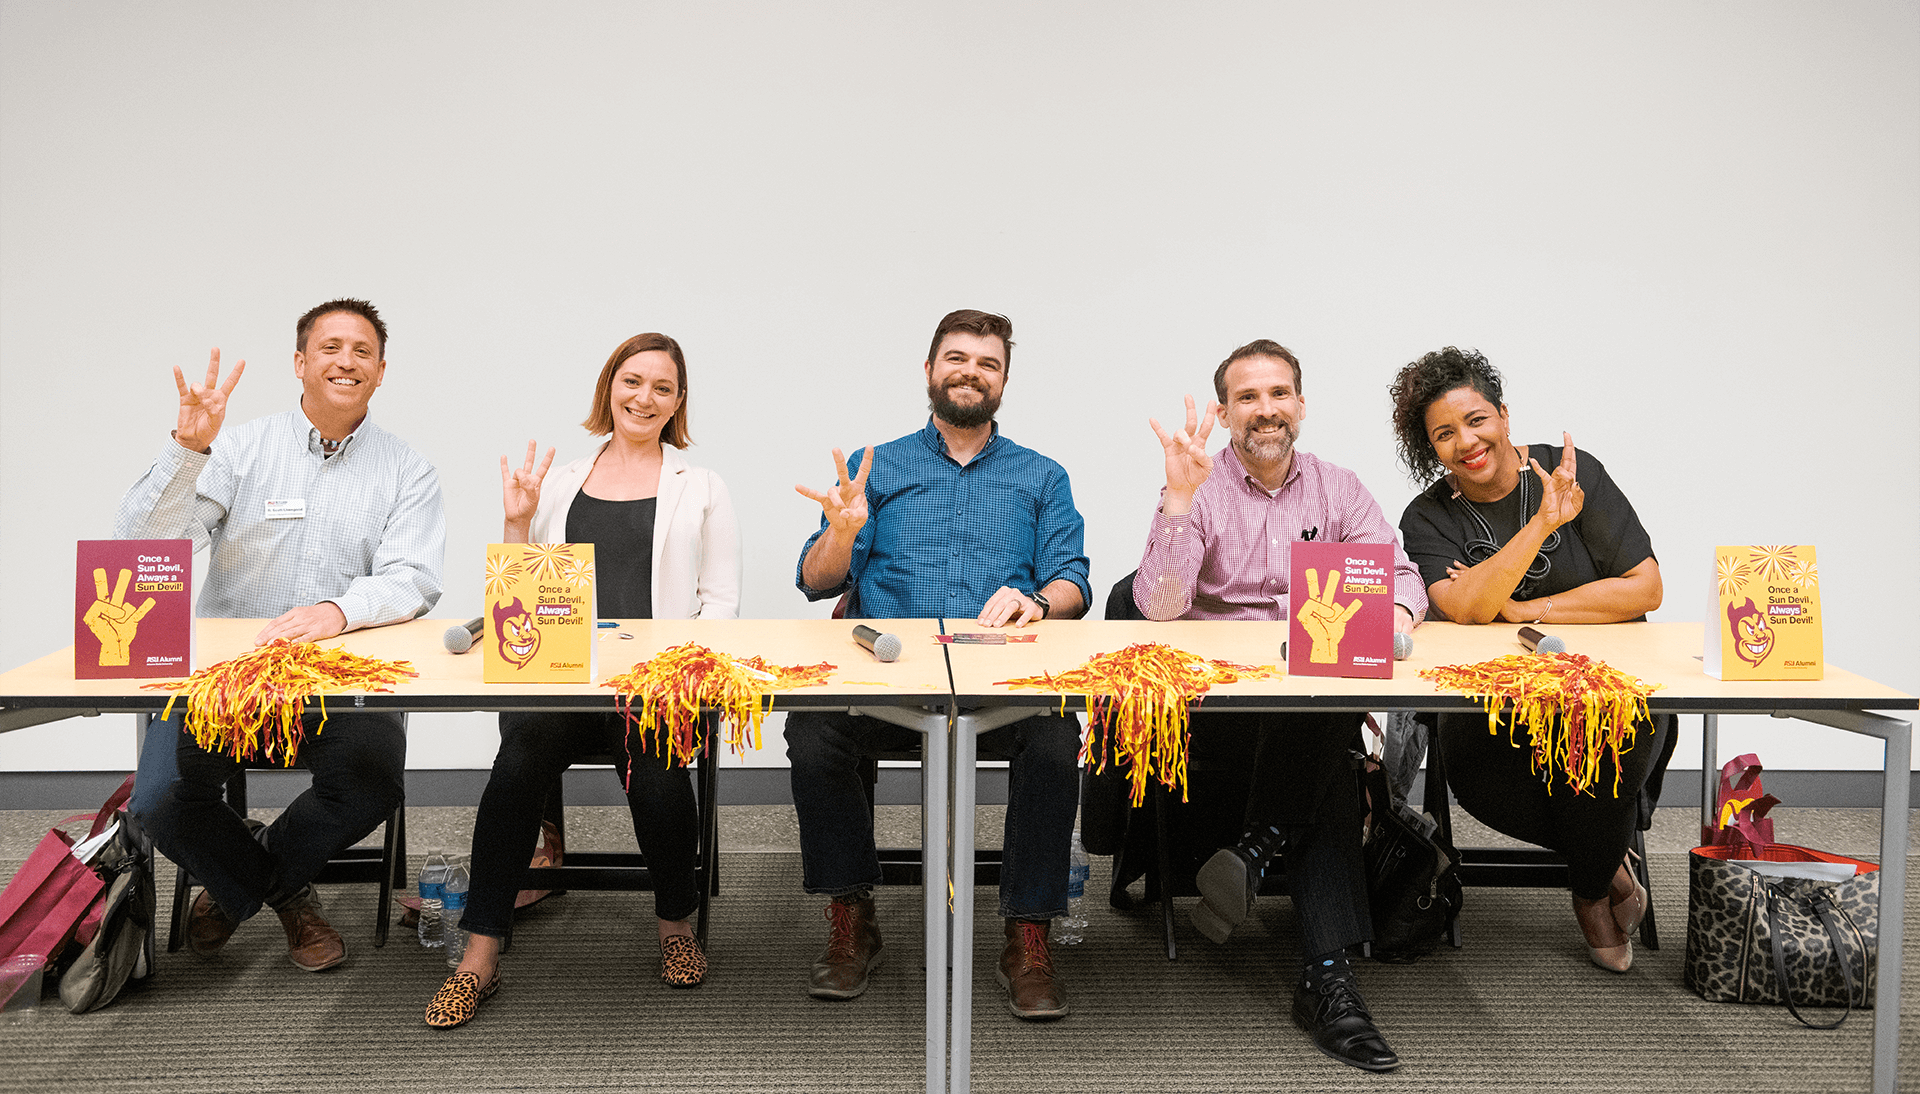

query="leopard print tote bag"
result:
[1684,842,1878,1029]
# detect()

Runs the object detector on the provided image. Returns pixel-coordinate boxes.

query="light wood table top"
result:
[0,617,952,718]
[942,619,1914,712]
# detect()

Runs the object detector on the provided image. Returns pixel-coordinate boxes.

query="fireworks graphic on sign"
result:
[485,553,524,598]
[523,543,570,581]
[1715,554,1752,598]
[1750,545,1798,583]
[561,554,595,589]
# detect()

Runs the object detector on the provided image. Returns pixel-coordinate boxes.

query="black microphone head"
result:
[444,623,476,654]
[1393,631,1413,661]
[871,632,902,662]
[1536,634,1567,655]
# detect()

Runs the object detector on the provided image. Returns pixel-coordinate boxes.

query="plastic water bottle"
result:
[442,855,470,967]
[416,851,448,948]
[1057,830,1090,945]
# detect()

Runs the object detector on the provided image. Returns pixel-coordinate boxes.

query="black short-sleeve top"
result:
[1398,443,1654,622]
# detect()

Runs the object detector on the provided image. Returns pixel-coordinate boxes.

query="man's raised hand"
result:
[1148,395,1217,512]
[173,347,245,453]
[794,446,874,542]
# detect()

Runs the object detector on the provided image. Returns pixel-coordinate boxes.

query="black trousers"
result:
[1203,709,1371,958]
[462,711,700,939]
[131,709,405,922]
[1438,711,1676,900]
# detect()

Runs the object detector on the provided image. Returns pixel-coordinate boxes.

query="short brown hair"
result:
[927,310,1014,374]
[582,332,692,447]
[1212,339,1301,403]
[296,298,387,356]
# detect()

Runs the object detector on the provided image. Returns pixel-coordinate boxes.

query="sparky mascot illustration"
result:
[1726,597,1774,667]
[493,597,541,668]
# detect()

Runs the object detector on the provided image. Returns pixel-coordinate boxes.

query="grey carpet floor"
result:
[1,806,1916,1093]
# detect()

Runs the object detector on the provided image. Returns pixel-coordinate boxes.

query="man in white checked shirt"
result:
[1136,340,1424,1073]
[120,298,445,972]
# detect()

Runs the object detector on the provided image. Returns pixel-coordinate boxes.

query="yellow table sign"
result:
[484,543,596,683]
[1704,544,1821,680]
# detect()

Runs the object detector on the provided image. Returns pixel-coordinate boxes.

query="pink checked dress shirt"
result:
[1135,446,1428,623]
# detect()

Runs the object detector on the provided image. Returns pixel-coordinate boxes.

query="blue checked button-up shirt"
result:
[796,418,1091,619]
[115,409,446,629]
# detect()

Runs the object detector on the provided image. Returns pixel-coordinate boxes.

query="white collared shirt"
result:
[115,408,445,629]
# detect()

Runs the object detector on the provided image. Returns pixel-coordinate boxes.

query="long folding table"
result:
[0,617,958,1094]
[2,617,1913,1093]
[944,619,1913,1094]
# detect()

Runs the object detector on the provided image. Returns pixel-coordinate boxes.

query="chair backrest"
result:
[1105,570,1147,621]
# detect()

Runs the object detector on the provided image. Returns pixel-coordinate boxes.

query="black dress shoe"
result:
[1292,977,1402,1072]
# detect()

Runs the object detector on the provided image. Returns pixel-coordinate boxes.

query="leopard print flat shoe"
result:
[424,970,501,1028]
[660,934,707,988]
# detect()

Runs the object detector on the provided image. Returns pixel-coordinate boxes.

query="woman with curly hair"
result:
[1390,346,1674,973]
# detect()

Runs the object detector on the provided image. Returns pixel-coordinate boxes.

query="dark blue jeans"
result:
[130,708,406,923]
[461,711,700,942]
[784,710,1081,921]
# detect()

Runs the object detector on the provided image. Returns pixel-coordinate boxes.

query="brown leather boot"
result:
[809,892,882,999]
[187,889,238,957]
[997,919,1069,1020]
[274,887,347,972]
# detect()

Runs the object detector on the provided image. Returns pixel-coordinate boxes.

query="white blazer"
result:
[528,444,741,620]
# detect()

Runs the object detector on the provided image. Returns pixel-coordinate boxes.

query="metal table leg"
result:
[856,704,954,1094]
[1700,713,1719,841]
[1775,708,1910,1094]
[948,707,1047,1094]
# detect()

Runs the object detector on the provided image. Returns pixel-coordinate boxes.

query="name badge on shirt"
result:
[264,499,307,521]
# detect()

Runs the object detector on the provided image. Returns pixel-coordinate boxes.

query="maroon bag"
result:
[1703,753,1779,848]
[0,775,134,963]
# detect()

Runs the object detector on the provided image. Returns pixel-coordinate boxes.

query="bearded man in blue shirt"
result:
[791,309,1090,1019]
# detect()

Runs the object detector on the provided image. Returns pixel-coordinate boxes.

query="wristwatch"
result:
[1028,590,1051,620]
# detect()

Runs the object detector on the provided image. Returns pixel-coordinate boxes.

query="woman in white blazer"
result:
[427,333,739,1028]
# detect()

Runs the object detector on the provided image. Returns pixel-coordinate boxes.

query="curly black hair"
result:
[1388,347,1505,484]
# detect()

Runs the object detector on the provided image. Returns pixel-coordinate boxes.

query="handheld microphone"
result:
[444,617,484,654]
[852,624,902,662]
[1393,631,1414,661]
[1518,626,1567,655]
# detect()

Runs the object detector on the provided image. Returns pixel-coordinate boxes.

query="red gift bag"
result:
[1704,753,1779,848]
[0,775,134,963]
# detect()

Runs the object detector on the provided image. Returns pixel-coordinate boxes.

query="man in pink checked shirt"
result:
[1135,339,1426,1074]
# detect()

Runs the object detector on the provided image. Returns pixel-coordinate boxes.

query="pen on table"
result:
[596,621,620,628]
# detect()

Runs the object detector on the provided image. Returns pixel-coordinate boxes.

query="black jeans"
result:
[130,708,406,922]
[462,711,700,940]
[1438,711,1676,900]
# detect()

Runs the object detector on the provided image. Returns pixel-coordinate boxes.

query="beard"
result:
[1232,417,1299,466]
[928,377,1001,429]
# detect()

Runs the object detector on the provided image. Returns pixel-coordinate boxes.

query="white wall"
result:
[2,2,1915,774]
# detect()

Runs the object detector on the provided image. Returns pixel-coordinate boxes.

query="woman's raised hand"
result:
[1530,432,1584,531]
[501,440,555,533]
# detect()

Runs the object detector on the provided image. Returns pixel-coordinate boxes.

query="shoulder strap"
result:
[85,774,137,840]
[1763,885,1854,1029]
